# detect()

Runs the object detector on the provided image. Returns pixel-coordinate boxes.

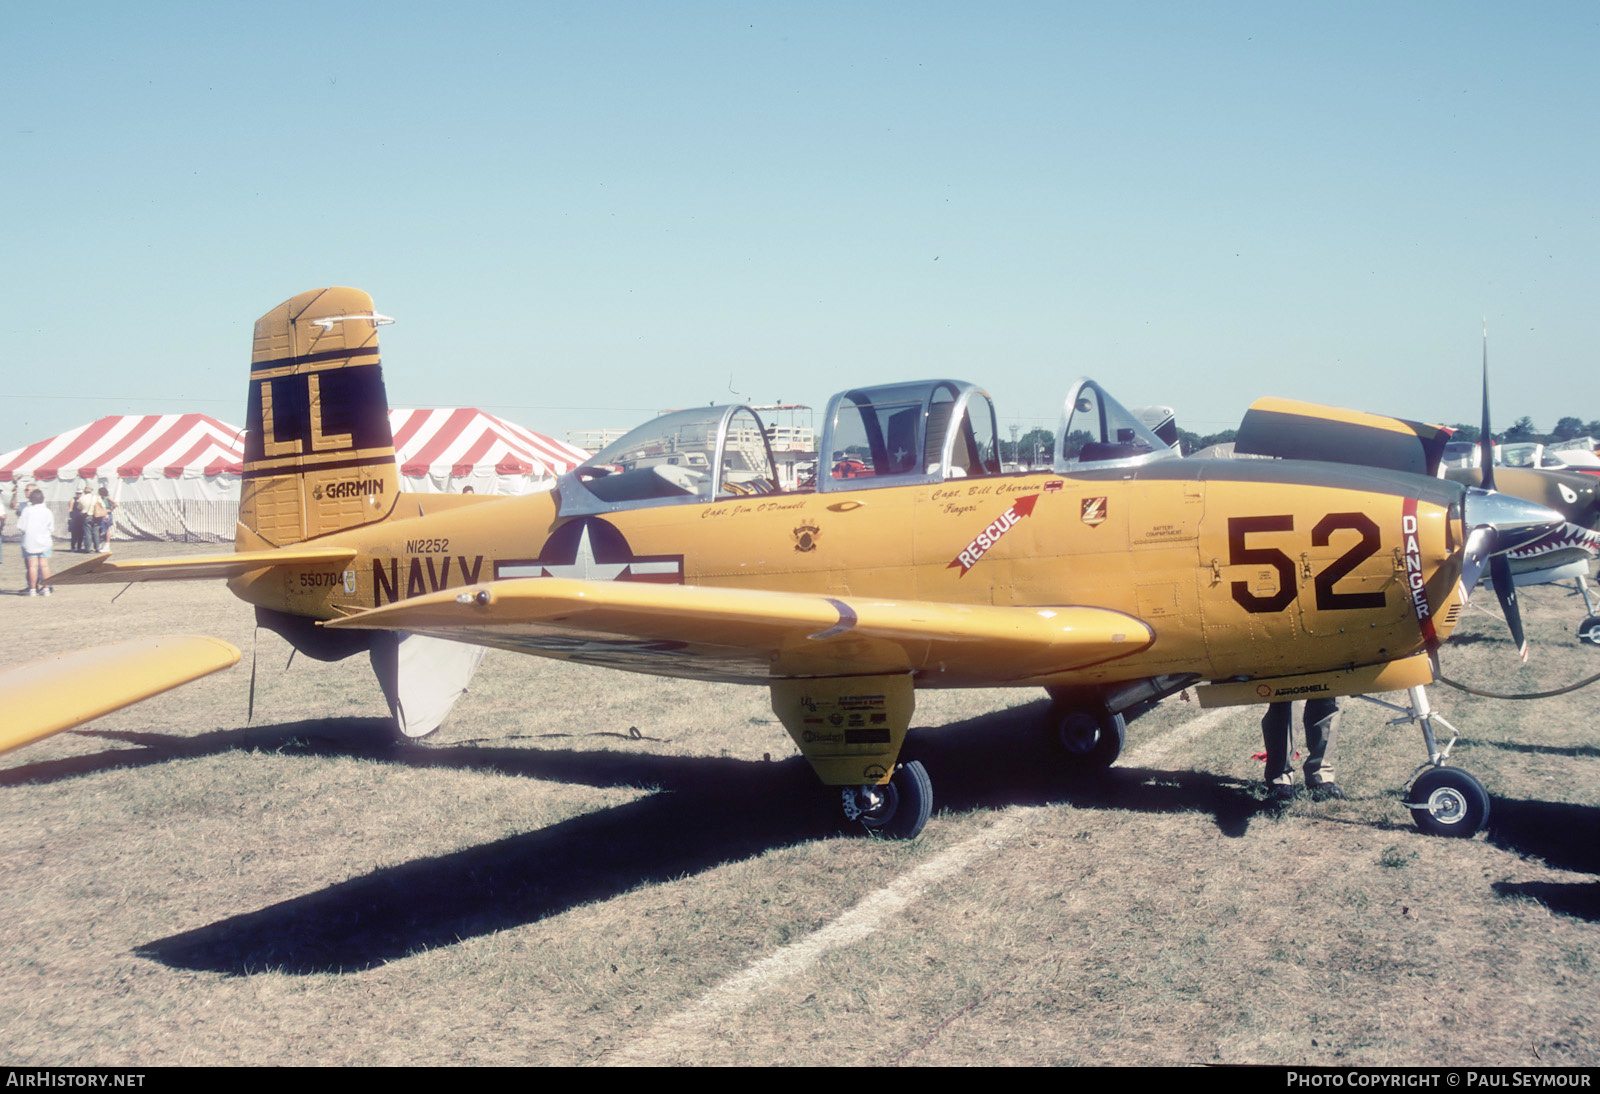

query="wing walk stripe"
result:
[808,599,858,640]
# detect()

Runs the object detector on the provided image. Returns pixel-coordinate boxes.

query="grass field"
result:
[2,541,1597,1066]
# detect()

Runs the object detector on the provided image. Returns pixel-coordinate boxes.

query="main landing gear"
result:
[1040,676,1193,772]
[841,760,933,840]
[1045,702,1126,770]
[770,675,936,841]
[1353,685,1491,838]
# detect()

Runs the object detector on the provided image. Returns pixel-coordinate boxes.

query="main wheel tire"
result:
[1578,616,1600,646]
[1050,705,1126,770]
[1408,767,1491,837]
[854,760,933,840]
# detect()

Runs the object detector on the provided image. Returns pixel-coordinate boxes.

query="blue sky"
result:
[6,1,1597,450]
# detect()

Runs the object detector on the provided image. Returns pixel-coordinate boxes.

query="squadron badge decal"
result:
[793,521,821,553]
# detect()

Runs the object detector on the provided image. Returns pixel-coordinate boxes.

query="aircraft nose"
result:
[1462,487,1564,553]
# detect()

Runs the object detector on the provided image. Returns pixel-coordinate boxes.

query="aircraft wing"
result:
[52,546,358,584]
[0,636,240,754]
[324,578,1154,686]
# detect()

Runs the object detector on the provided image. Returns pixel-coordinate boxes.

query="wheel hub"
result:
[1059,713,1099,754]
[841,784,887,823]
[1425,787,1468,824]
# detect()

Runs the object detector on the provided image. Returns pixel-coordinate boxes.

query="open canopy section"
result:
[817,379,1000,492]
[1055,379,1182,472]
[557,405,781,515]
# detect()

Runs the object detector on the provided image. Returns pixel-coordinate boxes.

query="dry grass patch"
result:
[1,545,1597,1065]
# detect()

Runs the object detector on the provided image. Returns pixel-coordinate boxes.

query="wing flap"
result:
[52,547,358,585]
[0,636,241,753]
[324,578,1153,685]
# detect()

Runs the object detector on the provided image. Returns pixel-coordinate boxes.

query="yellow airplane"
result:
[0,636,239,755]
[52,288,1562,839]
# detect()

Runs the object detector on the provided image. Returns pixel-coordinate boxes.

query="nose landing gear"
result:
[1355,685,1491,838]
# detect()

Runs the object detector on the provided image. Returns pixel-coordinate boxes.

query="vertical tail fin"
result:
[239,288,400,547]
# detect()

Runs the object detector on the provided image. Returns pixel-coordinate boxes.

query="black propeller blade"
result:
[1464,320,1539,660]
[1479,321,1496,492]
[1488,552,1527,662]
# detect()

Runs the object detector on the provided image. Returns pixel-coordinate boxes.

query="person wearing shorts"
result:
[18,488,54,596]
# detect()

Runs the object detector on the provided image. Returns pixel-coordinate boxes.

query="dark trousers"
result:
[1262,698,1340,787]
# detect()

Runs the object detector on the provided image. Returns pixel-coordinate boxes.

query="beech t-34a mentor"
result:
[52,288,1562,840]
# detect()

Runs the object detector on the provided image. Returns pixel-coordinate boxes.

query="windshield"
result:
[565,405,779,509]
[818,379,1001,491]
[1055,379,1179,470]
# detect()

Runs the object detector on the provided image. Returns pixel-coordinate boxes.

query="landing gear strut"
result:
[841,760,932,839]
[1353,685,1491,838]
[1571,574,1600,645]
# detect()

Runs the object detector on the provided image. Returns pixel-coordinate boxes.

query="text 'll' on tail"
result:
[240,287,400,547]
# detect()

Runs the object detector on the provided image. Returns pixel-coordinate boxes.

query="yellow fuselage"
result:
[231,457,1465,692]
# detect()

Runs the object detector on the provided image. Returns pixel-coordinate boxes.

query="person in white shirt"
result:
[17,488,55,596]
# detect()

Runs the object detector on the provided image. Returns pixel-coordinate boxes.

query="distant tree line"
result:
[1446,416,1600,445]
[1000,416,1598,465]
[1002,426,1242,462]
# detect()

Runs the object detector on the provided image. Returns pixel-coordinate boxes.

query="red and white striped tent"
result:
[390,408,590,495]
[2,409,590,542]
[0,414,246,542]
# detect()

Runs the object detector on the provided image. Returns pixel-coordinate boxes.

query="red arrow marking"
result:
[948,494,1039,576]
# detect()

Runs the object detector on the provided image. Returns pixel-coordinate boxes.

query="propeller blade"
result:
[1488,552,1528,662]
[1480,321,1496,491]
[1459,525,1496,595]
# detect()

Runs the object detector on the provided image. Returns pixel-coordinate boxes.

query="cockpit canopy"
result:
[817,380,1000,492]
[1054,379,1179,472]
[554,376,1176,514]
[557,404,779,515]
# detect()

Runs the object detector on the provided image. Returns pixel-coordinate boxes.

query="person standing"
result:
[69,489,87,552]
[1261,697,1343,801]
[94,487,114,552]
[84,489,101,552]
[18,488,55,596]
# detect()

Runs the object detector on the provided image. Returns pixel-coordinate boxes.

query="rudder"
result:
[240,287,400,547]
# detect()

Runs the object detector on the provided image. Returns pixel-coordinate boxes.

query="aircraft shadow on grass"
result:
[1473,738,1600,761]
[0,702,1270,976]
[1487,797,1600,923]
[11,703,1591,971]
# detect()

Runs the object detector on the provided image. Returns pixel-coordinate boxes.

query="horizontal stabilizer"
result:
[0,636,240,754]
[1236,397,1452,476]
[325,578,1153,686]
[52,546,358,585]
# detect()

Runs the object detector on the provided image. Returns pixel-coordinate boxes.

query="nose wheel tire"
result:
[1049,705,1126,770]
[1406,766,1491,837]
[1578,615,1600,646]
[842,760,932,839]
